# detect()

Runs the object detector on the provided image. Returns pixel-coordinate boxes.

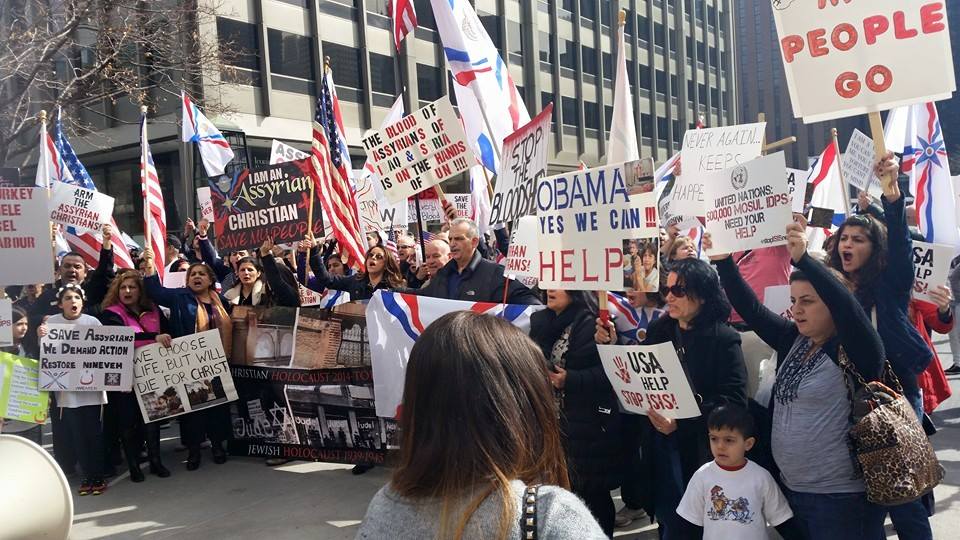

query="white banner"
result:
[0,188,55,286]
[772,1,956,123]
[39,325,136,391]
[197,187,215,223]
[0,299,11,347]
[48,181,115,235]
[269,140,309,165]
[912,241,953,303]
[672,123,767,216]
[133,330,236,423]
[704,152,793,256]
[598,343,701,419]
[490,105,552,226]
[361,97,473,204]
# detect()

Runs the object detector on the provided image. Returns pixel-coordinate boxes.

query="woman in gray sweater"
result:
[356,311,606,540]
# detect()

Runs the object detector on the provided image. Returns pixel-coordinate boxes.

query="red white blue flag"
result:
[141,113,168,281]
[390,0,417,50]
[181,92,235,177]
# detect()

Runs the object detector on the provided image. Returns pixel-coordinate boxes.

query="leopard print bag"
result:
[838,348,944,506]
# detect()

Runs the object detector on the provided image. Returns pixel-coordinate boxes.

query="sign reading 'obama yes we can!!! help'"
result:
[47,181,115,235]
[490,104,553,226]
[40,325,136,391]
[536,161,658,291]
[704,152,794,256]
[0,187,55,286]
[362,97,473,204]
[773,0,956,123]
[598,343,701,419]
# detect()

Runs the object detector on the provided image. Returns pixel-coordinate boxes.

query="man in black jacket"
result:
[417,218,540,305]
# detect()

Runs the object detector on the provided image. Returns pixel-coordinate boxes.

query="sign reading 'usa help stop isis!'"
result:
[598,343,701,419]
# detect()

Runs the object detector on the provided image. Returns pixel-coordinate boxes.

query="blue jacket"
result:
[144,274,231,339]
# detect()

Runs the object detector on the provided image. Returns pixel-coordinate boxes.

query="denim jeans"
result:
[651,433,686,540]
[887,497,933,540]
[782,487,886,540]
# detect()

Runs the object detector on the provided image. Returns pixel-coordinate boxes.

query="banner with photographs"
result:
[226,305,392,465]
[133,330,236,423]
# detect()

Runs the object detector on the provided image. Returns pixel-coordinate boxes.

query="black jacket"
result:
[307,248,394,301]
[416,250,541,304]
[531,307,623,492]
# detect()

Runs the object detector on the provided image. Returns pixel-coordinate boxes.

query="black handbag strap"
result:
[521,484,541,540]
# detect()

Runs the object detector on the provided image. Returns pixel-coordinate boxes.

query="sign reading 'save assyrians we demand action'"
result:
[598,343,701,419]
[671,123,766,217]
[134,330,237,423]
[361,97,473,204]
[772,1,956,123]
[0,187,56,286]
[40,326,136,391]
[912,241,953,303]
[704,152,793,256]
[48,181,115,235]
[536,161,658,290]
[490,104,553,226]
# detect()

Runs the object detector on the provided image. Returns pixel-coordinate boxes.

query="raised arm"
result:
[258,240,301,307]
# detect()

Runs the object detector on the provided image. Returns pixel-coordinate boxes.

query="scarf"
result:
[224,279,265,306]
[195,292,233,359]
[773,336,830,406]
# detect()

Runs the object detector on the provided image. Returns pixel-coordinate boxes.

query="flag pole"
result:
[414,195,427,262]
[140,105,152,252]
[39,109,58,265]
[831,128,852,216]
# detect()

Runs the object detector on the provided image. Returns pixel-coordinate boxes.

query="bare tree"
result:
[0,0,241,164]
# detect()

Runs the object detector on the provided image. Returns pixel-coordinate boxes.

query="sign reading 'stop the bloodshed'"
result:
[772,0,955,123]
[211,160,323,251]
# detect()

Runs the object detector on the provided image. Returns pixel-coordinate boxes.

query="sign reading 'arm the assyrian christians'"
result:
[48,181,115,235]
[490,104,553,226]
[772,0,956,123]
[536,161,658,291]
[361,97,474,204]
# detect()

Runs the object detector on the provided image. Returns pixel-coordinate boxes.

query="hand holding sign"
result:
[876,151,901,203]
[786,222,808,263]
[101,223,113,251]
[648,407,678,435]
[928,285,953,315]
[700,232,730,263]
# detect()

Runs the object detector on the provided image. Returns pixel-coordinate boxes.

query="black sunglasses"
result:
[665,284,687,298]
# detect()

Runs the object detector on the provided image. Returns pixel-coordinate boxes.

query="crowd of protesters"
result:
[2,153,955,540]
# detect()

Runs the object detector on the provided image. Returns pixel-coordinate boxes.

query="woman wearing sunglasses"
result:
[304,236,406,301]
[596,258,747,538]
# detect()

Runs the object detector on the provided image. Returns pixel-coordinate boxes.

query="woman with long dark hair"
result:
[596,258,747,538]
[142,249,233,471]
[357,312,605,539]
[99,270,172,481]
[305,240,405,301]
[530,290,622,537]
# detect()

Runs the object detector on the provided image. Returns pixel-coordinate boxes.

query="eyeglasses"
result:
[368,253,385,261]
[665,284,687,298]
[398,244,414,249]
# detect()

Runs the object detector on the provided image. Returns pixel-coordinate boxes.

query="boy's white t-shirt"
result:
[45,313,108,409]
[677,460,793,540]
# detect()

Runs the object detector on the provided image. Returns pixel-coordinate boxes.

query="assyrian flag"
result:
[898,103,958,247]
[141,113,167,281]
[51,110,135,270]
[390,0,417,49]
[607,18,638,165]
[608,292,664,345]
[806,140,845,249]
[433,0,530,174]
[181,92,234,177]
[366,290,544,417]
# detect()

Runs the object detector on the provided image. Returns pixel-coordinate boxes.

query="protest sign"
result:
[0,188,56,286]
[210,160,323,251]
[772,1,955,123]
[763,285,794,321]
[0,168,22,188]
[445,194,472,219]
[298,285,350,308]
[134,330,236,423]
[163,271,186,289]
[47,181,115,234]
[704,152,792,256]
[0,352,49,424]
[598,343,701,419]
[785,167,809,213]
[842,128,880,192]
[361,97,473,204]
[490,104,552,226]
[504,215,540,288]
[672,122,766,216]
[536,161,658,290]
[355,172,407,232]
[912,241,953,303]
[407,196,443,223]
[269,139,309,164]
[227,305,389,465]
[196,187,215,223]
[39,325,136,391]
[0,299,11,347]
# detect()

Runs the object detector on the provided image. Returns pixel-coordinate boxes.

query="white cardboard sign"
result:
[912,241,953,303]
[842,128,881,193]
[763,284,794,321]
[445,194,472,219]
[0,187,56,286]
[407,197,443,224]
[355,172,408,233]
[0,299,11,347]
[48,181,115,235]
[39,325,136,391]
[785,167,809,214]
[704,152,793,256]
[361,97,473,204]
[197,187,215,223]
[673,123,767,216]
[598,343,701,419]
[504,215,540,286]
[269,140,309,165]
[490,105,553,226]
[772,1,956,123]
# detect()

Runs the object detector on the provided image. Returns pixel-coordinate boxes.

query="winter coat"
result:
[416,250,540,305]
[144,275,231,339]
[222,254,300,308]
[307,249,395,301]
[530,306,622,492]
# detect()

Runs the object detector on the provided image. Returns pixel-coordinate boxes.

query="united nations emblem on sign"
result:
[731,166,748,191]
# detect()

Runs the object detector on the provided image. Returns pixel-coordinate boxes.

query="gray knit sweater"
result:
[355,480,606,539]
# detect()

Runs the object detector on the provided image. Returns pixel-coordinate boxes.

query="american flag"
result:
[391,0,418,50]
[52,110,135,270]
[140,113,168,281]
[420,230,437,243]
[311,68,366,271]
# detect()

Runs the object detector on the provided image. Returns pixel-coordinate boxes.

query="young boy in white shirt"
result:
[676,405,802,540]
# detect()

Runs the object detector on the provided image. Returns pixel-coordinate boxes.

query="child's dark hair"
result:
[708,404,755,440]
[56,283,86,303]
